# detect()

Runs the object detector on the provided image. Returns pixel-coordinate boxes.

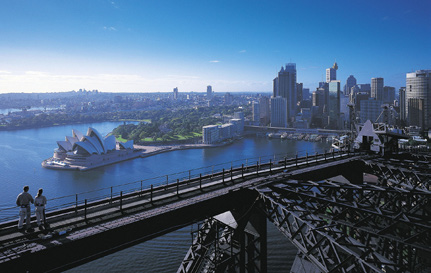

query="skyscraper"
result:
[207,85,212,98]
[252,101,260,125]
[383,86,395,105]
[326,61,338,83]
[399,87,406,122]
[343,75,357,96]
[273,63,297,124]
[173,87,178,100]
[270,96,287,128]
[406,70,431,130]
[328,81,341,129]
[371,77,384,101]
[258,96,270,126]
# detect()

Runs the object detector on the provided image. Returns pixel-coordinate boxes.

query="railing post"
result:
[324,150,327,161]
[296,153,298,167]
[84,199,87,221]
[241,164,244,178]
[140,181,142,196]
[212,166,214,179]
[316,152,318,163]
[177,179,179,195]
[199,174,202,190]
[189,170,191,182]
[230,166,233,181]
[110,187,113,203]
[284,157,287,169]
[306,152,308,164]
[257,161,259,175]
[75,194,78,213]
[332,150,335,159]
[150,184,153,203]
[120,191,123,212]
[166,175,168,186]
[269,159,272,173]
[222,168,225,183]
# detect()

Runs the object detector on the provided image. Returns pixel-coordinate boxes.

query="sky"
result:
[0,0,430,93]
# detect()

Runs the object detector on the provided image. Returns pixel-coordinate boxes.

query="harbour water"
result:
[0,122,331,272]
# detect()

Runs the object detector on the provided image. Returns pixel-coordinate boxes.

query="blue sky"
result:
[0,0,430,93]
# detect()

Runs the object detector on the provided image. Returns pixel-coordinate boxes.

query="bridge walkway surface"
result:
[0,151,364,272]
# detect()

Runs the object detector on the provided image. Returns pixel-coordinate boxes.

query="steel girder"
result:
[177,209,267,273]
[256,171,431,272]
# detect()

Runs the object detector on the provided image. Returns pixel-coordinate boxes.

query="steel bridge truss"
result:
[256,158,431,272]
[178,206,267,273]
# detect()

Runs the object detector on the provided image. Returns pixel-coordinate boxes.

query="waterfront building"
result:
[252,101,260,125]
[258,96,270,126]
[399,87,406,122]
[328,81,341,129]
[343,75,357,96]
[326,62,338,83]
[371,78,384,101]
[270,96,287,128]
[406,70,431,130]
[273,63,297,124]
[173,87,178,100]
[219,124,234,140]
[202,125,219,144]
[229,119,243,135]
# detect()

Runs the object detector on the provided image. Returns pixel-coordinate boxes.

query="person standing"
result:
[16,185,34,232]
[34,188,47,230]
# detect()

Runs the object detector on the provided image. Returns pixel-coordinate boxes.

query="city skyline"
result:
[0,0,430,93]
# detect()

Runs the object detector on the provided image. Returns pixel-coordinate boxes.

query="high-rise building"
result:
[224,92,233,105]
[360,99,382,123]
[273,64,297,124]
[207,85,212,98]
[326,61,338,83]
[343,75,357,96]
[328,81,341,129]
[202,125,219,144]
[252,101,260,125]
[270,96,287,128]
[173,87,178,100]
[399,87,406,122]
[296,82,303,104]
[383,86,395,105]
[371,77,384,101]
[259,96,270,126]
[406,70,431,129]
[302,88,310,100]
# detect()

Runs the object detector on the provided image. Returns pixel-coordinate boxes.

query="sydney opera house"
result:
[42,127,137,171]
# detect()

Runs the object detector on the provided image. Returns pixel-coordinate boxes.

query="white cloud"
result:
[209,60,220,63]
[103,26,117,31]
[0,70,11,74]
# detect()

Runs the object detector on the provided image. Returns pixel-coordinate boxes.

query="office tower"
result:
[383,86,395,105]
[360,99,382,123]
[296,82,303,104]
[302,88,310,100]
[233,112,244,133]
[207,85,212,98]
[270,96,287,127]
[354,92,370,112]
[326,61,338,83]
[252,101,260,125]
[173,87,178,100]
[273,63,297,124]
[406,70,431,129]
[312,88,326,107]
[328,81,341,129]
[399,87,406,122]
[371,77,384,101]
[343,75,357,96]
[258,96,270,126]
